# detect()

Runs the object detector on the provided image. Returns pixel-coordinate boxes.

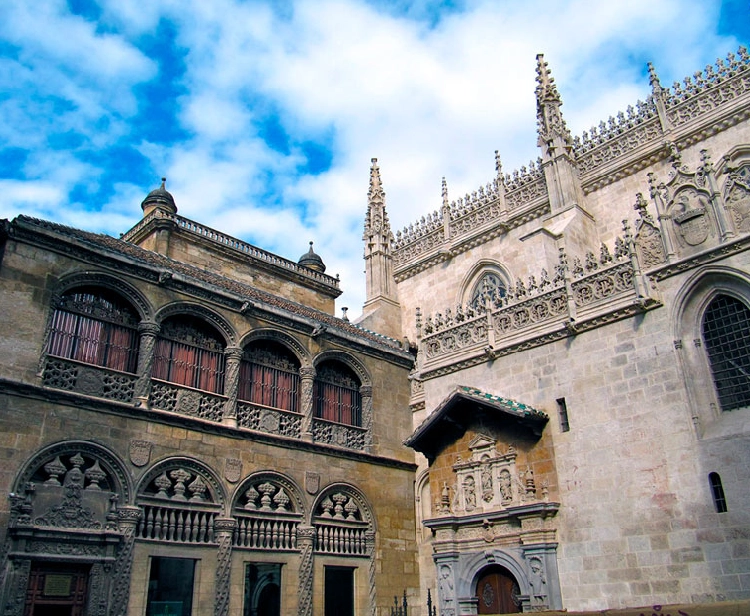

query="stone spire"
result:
[358,158,401,339]
[534,54,585,214]
[363,158,391,239]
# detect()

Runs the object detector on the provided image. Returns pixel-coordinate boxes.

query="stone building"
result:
[360,47,750,612]
[0,181,418,615]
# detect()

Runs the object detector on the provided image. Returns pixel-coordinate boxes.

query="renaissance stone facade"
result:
[0,184,418,615]
[360,47,750,613]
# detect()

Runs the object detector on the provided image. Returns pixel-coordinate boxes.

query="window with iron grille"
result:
[238,341,300,412]
[314,362,362,426]
[47,287,140,373]
[702,294,750,411]
[152,316,226,393]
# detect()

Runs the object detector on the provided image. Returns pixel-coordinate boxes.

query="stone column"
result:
[360,385,373,452]
[133,321,160,407]
[299,367,315,442]
[297,525,315,616]
[222,346,243,428]
[110,506,142,616]
[214,518,237,616]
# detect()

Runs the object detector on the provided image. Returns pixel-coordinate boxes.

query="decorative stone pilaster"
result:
[2,558,30,616]
[300,367,315,442]
[360,385,373,452]
[110,506,142,616]
[222,347,243,427]
[133,321,160,406]
[297,525,315,616]
[214,518,237,616]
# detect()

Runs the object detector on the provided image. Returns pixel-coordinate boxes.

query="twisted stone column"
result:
[300,367,315,442]
[213,518,237,616]
[110,506,142,616]
[133,321,160,406]
[366,530,377,616]
[297,525,315,616]
[222,346,243,427]
[360,385,373,452]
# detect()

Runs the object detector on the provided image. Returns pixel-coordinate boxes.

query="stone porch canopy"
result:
[404,386,548,462]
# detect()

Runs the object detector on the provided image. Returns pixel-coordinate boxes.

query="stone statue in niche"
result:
[438,564,455,616]
[528,557,548,608]
[481,464,493,503]
[463,476,476,511]
[499,469,512,502]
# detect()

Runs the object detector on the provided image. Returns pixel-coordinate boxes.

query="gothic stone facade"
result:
[361,48,750,612]
[0,188,418,615]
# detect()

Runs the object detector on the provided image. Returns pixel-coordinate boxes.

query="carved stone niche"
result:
[452,435,520,515]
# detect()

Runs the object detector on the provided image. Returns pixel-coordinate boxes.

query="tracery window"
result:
[238,341,300,412]
[47,286,139,373]
[470,272,506,311]
[152,316,226,393]
[702,294,750,411]
[314,361,362,426]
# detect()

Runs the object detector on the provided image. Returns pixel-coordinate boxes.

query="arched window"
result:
[314,361,362,426]
[152,316,226,393]
[470,272,506,311]
[702,294,750,411]
[47,286,139,373]
[238,340,300,412]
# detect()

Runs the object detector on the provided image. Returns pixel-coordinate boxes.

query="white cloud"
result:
[0,0,743,321]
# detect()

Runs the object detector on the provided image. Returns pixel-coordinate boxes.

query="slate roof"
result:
[8,215,408,356]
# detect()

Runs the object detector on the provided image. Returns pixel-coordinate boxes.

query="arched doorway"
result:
[475,565,521,614]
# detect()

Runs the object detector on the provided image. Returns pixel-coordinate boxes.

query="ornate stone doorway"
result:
[475,566,520,614]
[23,562,89,616]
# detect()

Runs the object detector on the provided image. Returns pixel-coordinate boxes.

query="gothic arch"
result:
[458,261,510,308]
[136,455,227,512]
[231,471,307,517]
[155,302,237,346]
[239,328,310,366]
[13,439,132,504]
[51,271,153,322]
[313,350,371,387]
[672,265,750,434]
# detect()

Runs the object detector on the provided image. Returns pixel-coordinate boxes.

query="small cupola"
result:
[141,177,177,217]
[298,241,326,273]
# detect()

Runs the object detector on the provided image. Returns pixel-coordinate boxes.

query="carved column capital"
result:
[138,321,160,337]
[300,366,316,379]
[224,346,243,361]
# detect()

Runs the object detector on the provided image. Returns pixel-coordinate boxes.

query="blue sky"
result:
[0,0,748,317]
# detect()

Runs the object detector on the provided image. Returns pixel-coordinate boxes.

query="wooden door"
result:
[24,562,89,616]
[476,566,521,614]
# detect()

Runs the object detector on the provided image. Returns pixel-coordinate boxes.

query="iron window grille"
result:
[47,287,139,373]
[152,316,226,394]
[702,294,750,411]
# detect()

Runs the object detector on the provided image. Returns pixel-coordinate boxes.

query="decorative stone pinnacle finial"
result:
[535,53,560,103]
[441,177,448,207]
[368,157,384,205]
[647,62,663,93]
[495,150,502,176]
